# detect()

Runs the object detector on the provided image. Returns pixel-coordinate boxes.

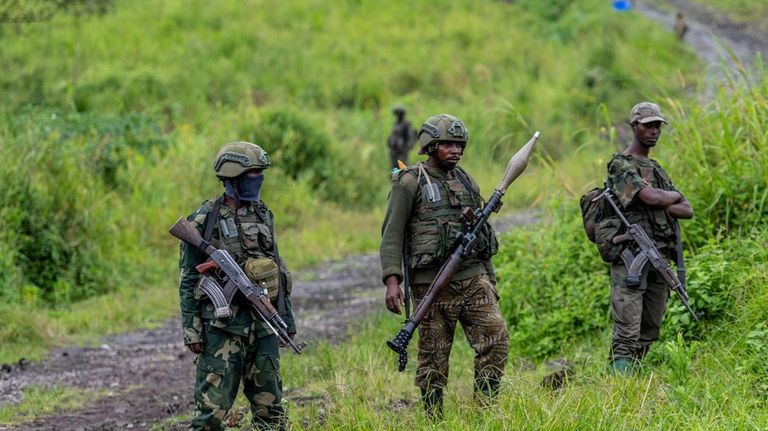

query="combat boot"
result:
[420,387,443,419]
[474,375,501,406]
[609,357,633,376]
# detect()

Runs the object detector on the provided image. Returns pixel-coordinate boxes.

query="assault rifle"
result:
[386,131,540,371]
[169,218,306,354]
[593,188,702,321]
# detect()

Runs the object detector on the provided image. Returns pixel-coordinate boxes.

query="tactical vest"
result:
[200,199,285,304]
[610,156,677,248]
[405,165,498,270]
[209,202,275,263]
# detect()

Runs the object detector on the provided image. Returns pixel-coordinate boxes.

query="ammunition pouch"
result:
[244,257,280,303]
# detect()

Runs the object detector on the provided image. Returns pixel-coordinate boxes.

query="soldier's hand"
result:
[385,275,404,315]
[279,333,296,348]
[187,342,204,354]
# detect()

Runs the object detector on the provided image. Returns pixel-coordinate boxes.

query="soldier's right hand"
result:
[187,342,204,354]
[384,275,404,315]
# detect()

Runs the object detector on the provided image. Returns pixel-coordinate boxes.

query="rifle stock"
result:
[387,132,540,372]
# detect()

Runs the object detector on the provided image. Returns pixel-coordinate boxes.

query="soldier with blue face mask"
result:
[178,141,295,430]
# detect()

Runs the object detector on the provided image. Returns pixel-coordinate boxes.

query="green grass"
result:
[175,309,768,430]
[0,386,106,424]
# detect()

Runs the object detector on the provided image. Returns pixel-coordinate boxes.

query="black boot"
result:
[420,387,444,419]
[474,375,501,405]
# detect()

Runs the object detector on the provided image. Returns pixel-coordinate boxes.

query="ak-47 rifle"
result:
[593,188,703,321]
[386,131,540,372]
[169,218,306,354]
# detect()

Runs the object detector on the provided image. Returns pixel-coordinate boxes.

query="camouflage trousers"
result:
[610,260,669,361]
[191,323,285,431]
[412,274,509,394]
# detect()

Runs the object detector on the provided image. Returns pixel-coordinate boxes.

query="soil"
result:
[1,2,767,429]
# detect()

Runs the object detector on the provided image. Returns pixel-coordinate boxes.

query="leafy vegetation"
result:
[495,62,768,380]
[6,0,768,428]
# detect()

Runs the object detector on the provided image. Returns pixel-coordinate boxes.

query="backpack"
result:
[579,187,624,262]
[579,187,605,243]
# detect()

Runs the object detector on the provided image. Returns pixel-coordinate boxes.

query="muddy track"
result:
[2,2,767,429]
[0,212,539,430]
[636,0,767,88]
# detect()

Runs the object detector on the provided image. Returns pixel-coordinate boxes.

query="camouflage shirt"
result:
[178,197,295,345]
[606,153,682,250]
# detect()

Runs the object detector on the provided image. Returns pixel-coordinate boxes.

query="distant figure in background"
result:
[387,105,416,169]
[674,12,688,41]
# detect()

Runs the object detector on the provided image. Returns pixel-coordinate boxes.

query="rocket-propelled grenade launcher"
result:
[386,131,540,371]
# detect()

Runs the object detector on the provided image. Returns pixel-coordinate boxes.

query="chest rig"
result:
[406,164,498,269]
[627,158,677,245]
[201,196,285,308]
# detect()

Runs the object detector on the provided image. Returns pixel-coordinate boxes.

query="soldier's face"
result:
[434,141,464,170]
[633,121,663,147]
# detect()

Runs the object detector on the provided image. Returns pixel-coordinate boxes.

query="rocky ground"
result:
[1,1,766,429]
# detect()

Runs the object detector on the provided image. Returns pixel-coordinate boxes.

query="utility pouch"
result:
[244,257,280,302]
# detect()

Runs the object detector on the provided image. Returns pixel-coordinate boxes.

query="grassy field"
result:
[6,1,768,428]
[0,0,701,361]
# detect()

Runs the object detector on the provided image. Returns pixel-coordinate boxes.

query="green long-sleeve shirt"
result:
[379,164,492,286]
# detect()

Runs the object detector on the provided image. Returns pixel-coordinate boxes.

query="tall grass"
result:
[494,60,768,379]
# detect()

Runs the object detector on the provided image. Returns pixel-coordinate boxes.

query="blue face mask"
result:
[224,173,264,202]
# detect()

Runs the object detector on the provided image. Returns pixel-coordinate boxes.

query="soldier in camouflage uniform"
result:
[178,141,296,430]
[606,102,694,374]
[387,105,416,169]
[380,114,509,416]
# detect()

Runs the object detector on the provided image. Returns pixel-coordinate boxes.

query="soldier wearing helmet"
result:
[386,105,416,169]
[379,114,509,417]
[178,141,295,430]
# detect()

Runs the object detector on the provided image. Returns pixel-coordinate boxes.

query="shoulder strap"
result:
[454,167,481,205]
[256,204,288,318]
[203,195,225,242]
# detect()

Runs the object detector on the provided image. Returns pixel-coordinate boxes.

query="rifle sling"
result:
[203,195,225,243]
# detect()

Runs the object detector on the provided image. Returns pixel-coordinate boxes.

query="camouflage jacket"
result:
[178,197,295,345]
[379,163,498,285]
[606,153,682,251]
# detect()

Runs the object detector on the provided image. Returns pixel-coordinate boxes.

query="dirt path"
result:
[0,211,538,431]
[2,2,767,429]
[636,0,767,95]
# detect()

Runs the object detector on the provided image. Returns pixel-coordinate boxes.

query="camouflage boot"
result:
[420,387,443,419]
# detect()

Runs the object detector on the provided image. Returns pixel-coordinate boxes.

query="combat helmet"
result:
[392,105,406,115]
[417,114,468,154]
[213,141,271,178]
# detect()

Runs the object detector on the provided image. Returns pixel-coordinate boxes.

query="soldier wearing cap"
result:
[380,114,509,416]
[387,105,417,170]
[178,141,295,430]
[605,102,694,374]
